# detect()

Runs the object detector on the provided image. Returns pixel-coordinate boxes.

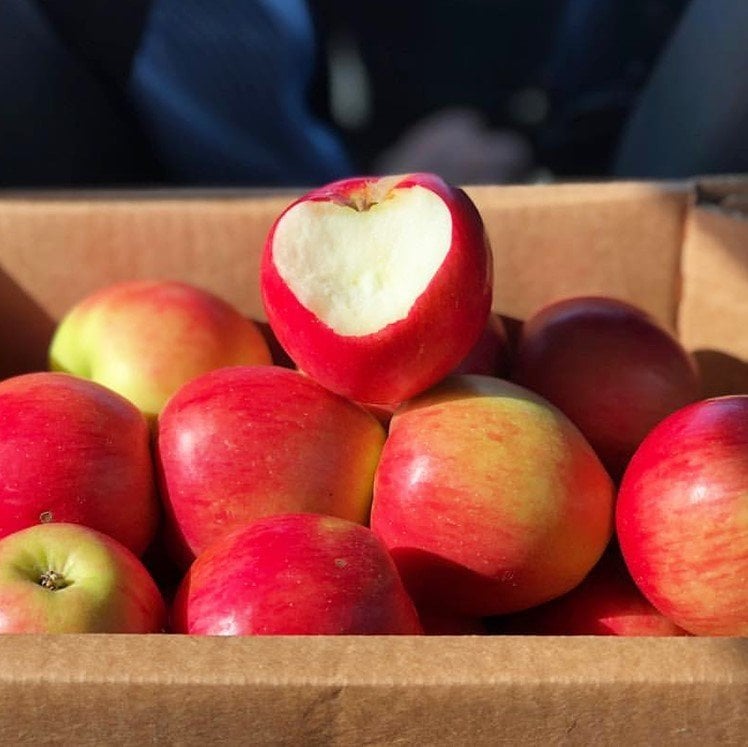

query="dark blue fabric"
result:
[0,0,154,186]
[0,0,350,187]
[127,0,352,185]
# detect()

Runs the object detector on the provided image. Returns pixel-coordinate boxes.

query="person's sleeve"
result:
[127,0,352,186]
[614,0,748,178]
[0,0,153,187]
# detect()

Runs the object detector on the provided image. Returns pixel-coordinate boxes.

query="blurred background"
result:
[1,0,746,189]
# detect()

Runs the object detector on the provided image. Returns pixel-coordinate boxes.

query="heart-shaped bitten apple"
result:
[261,173,493,404]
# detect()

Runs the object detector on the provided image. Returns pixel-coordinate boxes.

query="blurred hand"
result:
[373,107,534,184]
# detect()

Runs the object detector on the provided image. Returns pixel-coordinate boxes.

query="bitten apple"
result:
[157,365,387,567]
[0,372,158,555]
[371,375,615,617]
[617,395,748,636]
[171,513,423,635]
[0,523,165,633]
[261,173,493,404]
[49,280,272,419]
[513,296,701,480]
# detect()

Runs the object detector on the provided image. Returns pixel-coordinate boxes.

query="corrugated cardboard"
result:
[0,181,746,745]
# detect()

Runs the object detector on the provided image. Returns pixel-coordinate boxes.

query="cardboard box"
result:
[0,180,746,745]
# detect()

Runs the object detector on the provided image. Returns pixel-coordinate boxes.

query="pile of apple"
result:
[0,173,745,637]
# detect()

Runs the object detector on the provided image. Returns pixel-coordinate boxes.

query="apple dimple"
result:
[272,185,453,336]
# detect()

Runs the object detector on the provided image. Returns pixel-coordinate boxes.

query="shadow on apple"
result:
[0,269,55,379]
[693,349,748,397]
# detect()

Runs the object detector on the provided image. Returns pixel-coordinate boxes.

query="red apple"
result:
[513,296,702,480]
[260,172,493,405]
[360,312,512,428]
[0,523,165,633]
[171,513,423,635]
[370,375,615,617]
[451,312,511,378]
[617,395,748,636]
[490,545,688,636]
[157,365,387,567]
[49,280,272,419]
[0,372,158,555]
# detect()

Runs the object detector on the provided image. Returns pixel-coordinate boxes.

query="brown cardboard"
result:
[679,192,748,396]
[1,636,746,746]
[0,181,746,745]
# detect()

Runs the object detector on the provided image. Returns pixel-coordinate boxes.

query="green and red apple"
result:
[49,279,272,419]
[0,523,165,633]
[371,375,615,617]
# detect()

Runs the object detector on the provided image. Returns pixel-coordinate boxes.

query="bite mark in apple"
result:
[273,185,452,336]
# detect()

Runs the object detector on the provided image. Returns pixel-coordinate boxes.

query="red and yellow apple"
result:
[617,395,748,636]
[156,365,387,567]
[513,296,701,480]
[0,372,158,555]
[370,375,615,617]
[260,173,493,404]
[171,513,423,635]
[0,523,165,633]
[49,280,272,419]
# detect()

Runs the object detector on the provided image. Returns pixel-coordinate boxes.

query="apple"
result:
[616,395,748,636]
[0,523,165,633]
[451,312,511,378]
[489,545,688,636]
[360,312,512,428]
[49,280,272,420]
[156,365,387,567]
[370,375,615,617]
[171,513,423,635]
[513,296,702,480]
[0,372,158,555]
[260,172,493,405]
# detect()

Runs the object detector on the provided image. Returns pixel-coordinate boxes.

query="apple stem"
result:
[38,570,71,591]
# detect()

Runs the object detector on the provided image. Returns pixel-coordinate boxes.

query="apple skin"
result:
[261,173,493,405]
[513,296,702,481]
[359,312,512,429]
[370,375,615,617]
[616,395,748,636]
[489,545,688,636]
[171,513,423,635]
[0,523,165,633]
[451,312,511,378]
[0,372,158,556]
[49,280,272,420]
[156,365,387,568]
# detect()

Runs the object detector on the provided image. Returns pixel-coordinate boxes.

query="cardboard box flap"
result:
[1,636,746,745]
[0,182,691,381]
[466,181,689,332]
[679,180,748,396]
